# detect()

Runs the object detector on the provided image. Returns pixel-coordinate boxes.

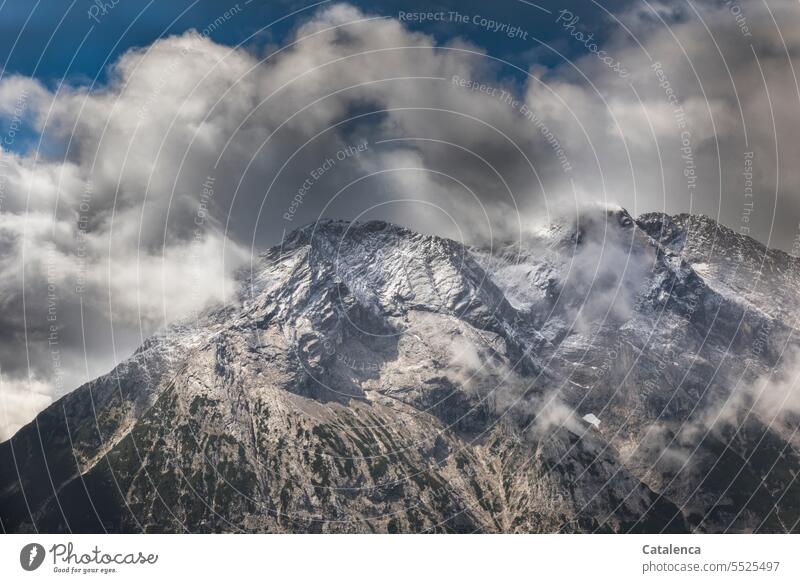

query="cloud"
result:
[633,346,800,482]
[522,0,800,251]
[0,3,546,438]
[445,332,584,438]
[707,348,800,439]
[0,379,53,442]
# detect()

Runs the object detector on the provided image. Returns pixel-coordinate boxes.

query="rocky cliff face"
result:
[2,208,799,533]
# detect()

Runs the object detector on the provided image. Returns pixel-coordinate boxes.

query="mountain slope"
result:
[2,210,798,533]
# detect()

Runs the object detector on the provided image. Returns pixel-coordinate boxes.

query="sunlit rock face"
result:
[2,208,799,533]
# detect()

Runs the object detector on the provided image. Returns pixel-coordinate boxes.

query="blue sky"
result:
[0,0,631,86]
[0,0,639,158]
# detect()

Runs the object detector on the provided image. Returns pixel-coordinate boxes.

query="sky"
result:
[1,0,799,439]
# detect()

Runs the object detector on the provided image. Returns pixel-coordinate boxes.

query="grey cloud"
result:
[525,0,800,251]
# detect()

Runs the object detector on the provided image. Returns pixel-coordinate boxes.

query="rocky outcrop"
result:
[2,209,798,533]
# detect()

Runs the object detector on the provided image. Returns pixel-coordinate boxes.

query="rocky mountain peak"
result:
[2,209,800,534]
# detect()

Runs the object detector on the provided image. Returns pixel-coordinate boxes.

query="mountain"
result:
[2,208,799,533]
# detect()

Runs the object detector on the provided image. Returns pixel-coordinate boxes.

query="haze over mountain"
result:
[1,207,799,533]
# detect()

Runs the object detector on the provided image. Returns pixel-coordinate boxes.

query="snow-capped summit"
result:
[2,209,799,533]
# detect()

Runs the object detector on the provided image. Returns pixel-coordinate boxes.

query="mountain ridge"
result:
[2,208,799,533]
